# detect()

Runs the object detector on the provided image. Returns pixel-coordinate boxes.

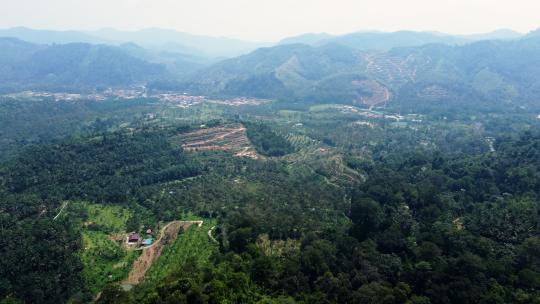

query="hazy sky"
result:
[1,0,539,41]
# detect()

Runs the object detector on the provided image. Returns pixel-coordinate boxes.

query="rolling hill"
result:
[0,26,108,44]
[0,38,168,92]
[0,27,270,58]
[2,27,539,111]
[89,28,271,58]
[183,35,540,110]
[185,43,369,100]
[2,27,524,59]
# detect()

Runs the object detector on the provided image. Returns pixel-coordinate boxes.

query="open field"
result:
[84,203,131,232]
[67,203,139,294]
[82,231,139,294]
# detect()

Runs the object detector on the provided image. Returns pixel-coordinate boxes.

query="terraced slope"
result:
[177,124,258,159]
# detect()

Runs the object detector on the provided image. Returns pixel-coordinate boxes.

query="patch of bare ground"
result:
[352,79,392,107]
[122,221,199,285]
[453,217,464,231]
[234,147,258,159]
[178,124,259,159]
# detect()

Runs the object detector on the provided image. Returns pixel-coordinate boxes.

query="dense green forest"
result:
[3,130,200,202]
[244,121,294,156]
[1,94,540,304]
[95,127,540,304]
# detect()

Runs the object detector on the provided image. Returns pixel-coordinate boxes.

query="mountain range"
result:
[1,26,540,111]
[0,27,270,58]
[0,38,166,92]
[0,27,526,58]
[183,32,540,110]
[278,29,523,50]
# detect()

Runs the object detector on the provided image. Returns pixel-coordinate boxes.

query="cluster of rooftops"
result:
[127,228,153,246]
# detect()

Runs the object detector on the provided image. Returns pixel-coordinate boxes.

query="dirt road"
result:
[123,220,203,285]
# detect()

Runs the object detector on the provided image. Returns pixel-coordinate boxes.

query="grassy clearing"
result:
[81,231,139,294]
[144,219,218,284]
[83,203,131,233]
[68,203,139,294]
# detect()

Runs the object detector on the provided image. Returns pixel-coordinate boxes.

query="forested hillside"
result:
[0,27,269,58]
[3,20,540,304]
[3,32,540,113]
[0,97,163,161]
[0,38,167,92]
[1,95,540,303]
[183,35,540,112]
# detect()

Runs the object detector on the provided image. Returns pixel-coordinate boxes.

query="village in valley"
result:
[2,87,269,108]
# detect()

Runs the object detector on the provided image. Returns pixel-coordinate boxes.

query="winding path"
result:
[207,226,218,244]
[53,201,69,221]
[135,220,203,251]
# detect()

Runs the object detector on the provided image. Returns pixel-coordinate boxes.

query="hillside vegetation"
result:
[1,95,540,303]
[184,36,540,112]
[0,38,166,92]
[3,27,540,304]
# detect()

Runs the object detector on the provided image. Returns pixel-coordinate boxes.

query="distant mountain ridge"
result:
[0,27,529,58]
[0,27,270,58]
[461,29,523,41]
[183,34,540,111]
[279,33,335,46]
[0,27,109,44]
[279,29,524,50]
[0,38,168,92]
[184,43,369,100]
[525,28,540,38]
[89,28,271,57]
[2,26,540,109]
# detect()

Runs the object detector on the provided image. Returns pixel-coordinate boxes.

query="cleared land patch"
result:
[71,203,136,294]
[82,231,139,294]
[352,79,391,107]
[122,221,201,285]
[177,124,258,159]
